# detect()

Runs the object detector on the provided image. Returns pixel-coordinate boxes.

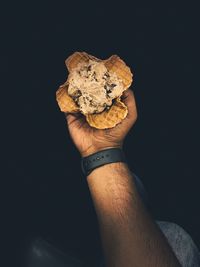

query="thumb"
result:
[65,112,85,128]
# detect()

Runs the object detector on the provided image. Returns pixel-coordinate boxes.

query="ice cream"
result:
[56,52,133,129]
[67,59,124,114]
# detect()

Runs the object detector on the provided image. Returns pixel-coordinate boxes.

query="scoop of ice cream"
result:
[67,59,124,114]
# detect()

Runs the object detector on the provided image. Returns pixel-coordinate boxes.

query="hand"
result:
[65,89,137,157]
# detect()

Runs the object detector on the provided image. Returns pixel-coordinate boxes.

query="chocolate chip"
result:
[92,72,98,81]
[87,65,91,71]
[104,72,110,78]
[76,89,82,97]
[83,96,86,105]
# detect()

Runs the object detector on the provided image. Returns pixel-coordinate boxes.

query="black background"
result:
[1,1,200,266]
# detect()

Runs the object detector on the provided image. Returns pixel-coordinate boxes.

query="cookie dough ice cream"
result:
[67,59,124,114]
[56,51,133,129]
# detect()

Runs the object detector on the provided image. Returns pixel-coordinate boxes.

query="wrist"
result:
[81,143,123,157]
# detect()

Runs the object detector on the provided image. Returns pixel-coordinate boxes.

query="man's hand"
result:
[64,88,181,267]
[65,89,137,157]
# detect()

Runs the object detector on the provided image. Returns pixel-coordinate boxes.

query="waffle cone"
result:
[65,52,101,72]
[104,55,133,90]
[86,98,128,129]
[65,52,133,89]
[56,84,79,113]
[56,52,133,129]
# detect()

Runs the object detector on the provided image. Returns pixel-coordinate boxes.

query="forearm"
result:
[87,162,181,267]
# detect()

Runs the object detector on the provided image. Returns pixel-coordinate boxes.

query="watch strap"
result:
[81,147,126,176]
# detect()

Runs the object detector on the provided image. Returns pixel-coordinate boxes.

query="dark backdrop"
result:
[1,1,200,266]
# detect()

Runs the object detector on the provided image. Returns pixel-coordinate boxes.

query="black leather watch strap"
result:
[81,147,126,176]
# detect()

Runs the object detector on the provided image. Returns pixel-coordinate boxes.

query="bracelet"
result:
[81,147,126,176]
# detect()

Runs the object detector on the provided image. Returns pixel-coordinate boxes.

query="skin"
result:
[65,89,137,157]
[65,89,181,267]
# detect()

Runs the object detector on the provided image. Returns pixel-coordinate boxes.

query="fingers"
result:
[121,89,137,123]
[65,113,79,124]
[65,113,85,128]
[65,89,137,131]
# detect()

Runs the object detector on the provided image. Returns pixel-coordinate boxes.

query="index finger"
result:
[121,89,138,121]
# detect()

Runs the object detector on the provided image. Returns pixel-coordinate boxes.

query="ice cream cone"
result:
[56,52,133,129]
[56,84,79,113]
[86,97,128,129]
